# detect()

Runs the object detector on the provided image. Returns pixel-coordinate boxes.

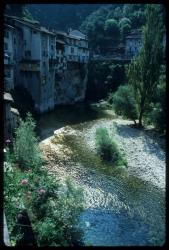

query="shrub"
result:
[5,112,85,246]
[95,127,127,166]
[13,112,42,169]
[112,85,138,124]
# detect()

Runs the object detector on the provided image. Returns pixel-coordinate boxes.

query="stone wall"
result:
[54,63,88,105]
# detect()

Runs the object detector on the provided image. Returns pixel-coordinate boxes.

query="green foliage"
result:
[86,61,126,101]
[104,19,120,37]
[112,85,138,123]
[119,17,131,39]
[4,155,84,246]
[23,7,34,20]
[127,4,164,127]
[14,113,42,169]
[80,4,147,49]
[4,113,85,246]
[95,127,127,166]
[30,175,84,246]
[145,65,166,132]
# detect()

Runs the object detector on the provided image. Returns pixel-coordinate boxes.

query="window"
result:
[51,45,54,50]
[4,31,9,38]
[14,38,16,44]
[33,30,37,34]
[4,42,8,50]
[5,69,11,78]
[25,50,31,57]
[71,47,74,54]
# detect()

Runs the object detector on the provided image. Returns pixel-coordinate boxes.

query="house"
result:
[5,15,57,113]
[4,24,15,91]
[125,29,142,58]
[4,15,89,114]
[65,29,89,63]
[4,92,14,140]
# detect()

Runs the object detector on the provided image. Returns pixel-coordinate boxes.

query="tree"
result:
[104,18,120,37]
[147,65,166,133]
[119,17,131,39]
[127,4,164,127]
[112,85,138,124]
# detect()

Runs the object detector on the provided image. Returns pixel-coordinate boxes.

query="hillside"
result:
[27,4,103,31]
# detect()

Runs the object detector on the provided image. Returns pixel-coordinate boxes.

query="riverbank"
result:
[38,108,165,246]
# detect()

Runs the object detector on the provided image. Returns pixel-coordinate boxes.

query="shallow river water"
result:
[36,104,165,246]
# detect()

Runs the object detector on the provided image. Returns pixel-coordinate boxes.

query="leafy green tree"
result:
[14,113,42,169]
[146,65,166,133]
[104,19,120,40]
[127,4,164,127]
[119,17,131,39]
[112,85,138,124]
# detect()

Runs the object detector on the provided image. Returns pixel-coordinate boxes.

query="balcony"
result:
[4,52,13,65]
[4,78,14,92]
[20,60,40,72]
[49,58,58,65]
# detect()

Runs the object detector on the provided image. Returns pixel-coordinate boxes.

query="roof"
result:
[4,24,15,30]
[56,39,65,45]
[11,107,20,116]
[4,92,14,102]
[5,14,40,25]
[67,34,81,40]
[5,14,55,36]
[40,27,56,36]
[125,35,141,39]
[68,29,87,40]
[56,31,67,36]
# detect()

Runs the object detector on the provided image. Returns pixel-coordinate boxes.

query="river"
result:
[36,104,165,246]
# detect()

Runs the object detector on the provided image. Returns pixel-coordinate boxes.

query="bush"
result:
[5,113,85,246]
[95,127,127,166]
[4,157,84,246]
[112,85,138,124]
[13,113,42,169]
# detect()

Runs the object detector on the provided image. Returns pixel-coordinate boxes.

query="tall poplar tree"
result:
[127,4,164,127]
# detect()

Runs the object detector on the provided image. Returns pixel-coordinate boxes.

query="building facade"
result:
[4,15,89,114]
[125,29,142,58]
[4,24,15,92]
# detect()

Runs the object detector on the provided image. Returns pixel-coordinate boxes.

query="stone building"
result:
[4,15,89,114]
[66,29,89,63]
[4,93,14,140]
[4,24,15,92]
[125,29,142,58]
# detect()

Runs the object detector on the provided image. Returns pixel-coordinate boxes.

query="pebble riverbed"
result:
[38,109,165,246]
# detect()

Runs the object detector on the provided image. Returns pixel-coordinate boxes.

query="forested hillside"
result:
[27,4,103,31]
[80,4,165,49]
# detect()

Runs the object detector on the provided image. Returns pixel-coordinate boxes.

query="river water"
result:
[36,104,165,246]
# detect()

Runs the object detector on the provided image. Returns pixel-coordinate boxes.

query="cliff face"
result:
[55,63,88,105]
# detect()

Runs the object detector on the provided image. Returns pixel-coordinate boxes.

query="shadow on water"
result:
[36,103,115,141]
